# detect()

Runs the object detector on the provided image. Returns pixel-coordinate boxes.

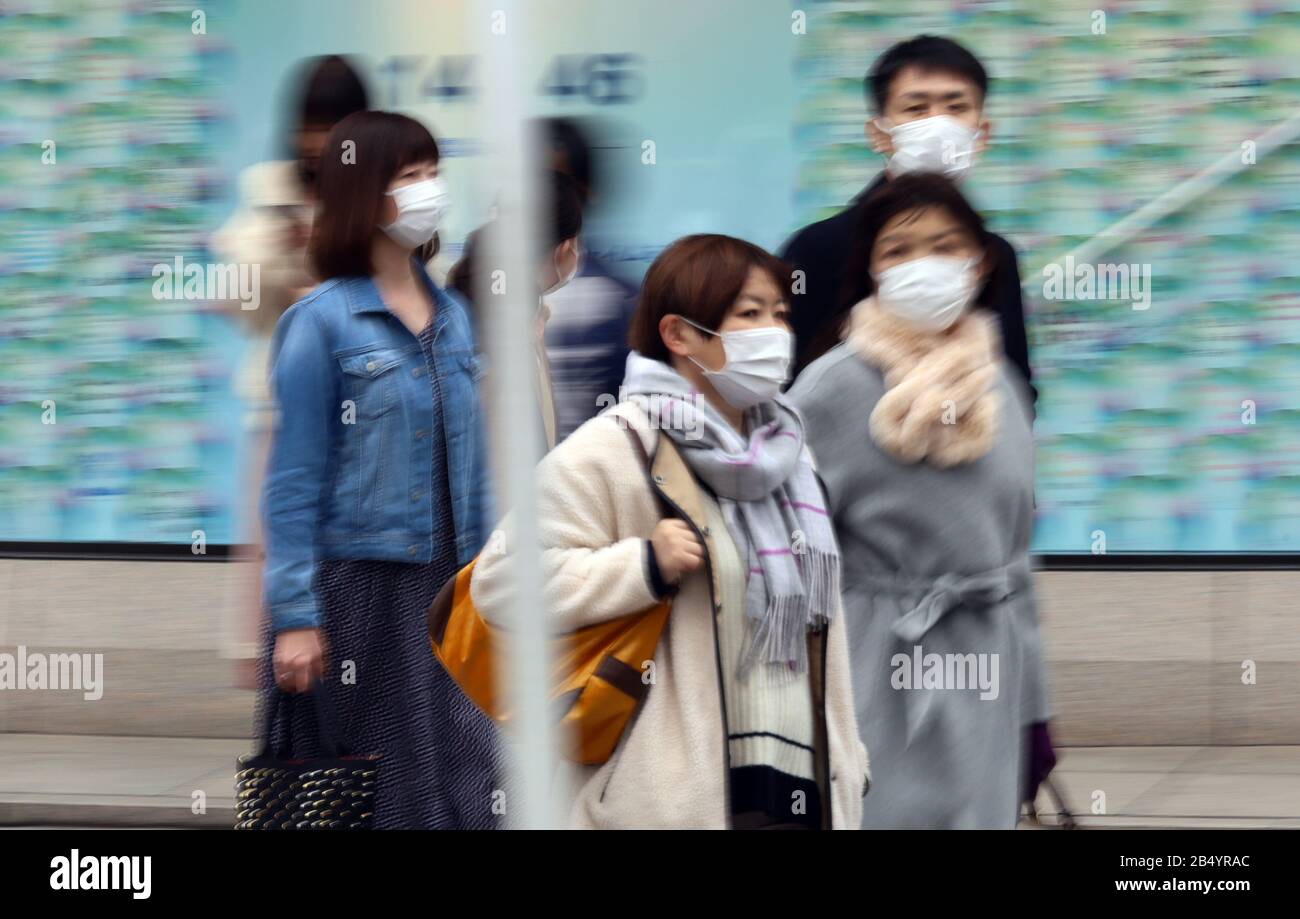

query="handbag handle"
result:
[1043,776,1079,829]
[259,680,351,759]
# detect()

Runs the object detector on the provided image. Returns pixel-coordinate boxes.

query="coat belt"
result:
[849,556,1034,643]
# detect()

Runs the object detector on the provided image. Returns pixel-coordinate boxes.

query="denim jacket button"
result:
[365,360,376,372]
[410,489,420,502]
[412,367,423,378]
[415,429,427,439]
[407,545,419,556]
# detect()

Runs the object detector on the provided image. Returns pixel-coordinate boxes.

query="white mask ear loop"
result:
[675,315,721,373]
[543,244,580,296]
[678,315,716,337]
[871,117,892,158]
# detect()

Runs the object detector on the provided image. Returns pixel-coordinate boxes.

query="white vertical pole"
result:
[473,0,555,829]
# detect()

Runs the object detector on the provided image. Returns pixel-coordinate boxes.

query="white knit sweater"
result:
[470,403,869,828]
[706,495,819,808]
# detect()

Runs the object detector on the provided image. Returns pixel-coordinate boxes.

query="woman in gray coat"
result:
[788,173,1050,829]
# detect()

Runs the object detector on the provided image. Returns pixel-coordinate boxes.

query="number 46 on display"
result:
[376,54,645,106]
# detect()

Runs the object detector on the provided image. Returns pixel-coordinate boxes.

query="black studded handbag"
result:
[235,686,380,830]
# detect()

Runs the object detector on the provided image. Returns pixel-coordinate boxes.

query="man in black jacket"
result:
[781,35,1035,402]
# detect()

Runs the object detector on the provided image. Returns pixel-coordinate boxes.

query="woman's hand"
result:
[273,628,325,693]
[650,519,705,585]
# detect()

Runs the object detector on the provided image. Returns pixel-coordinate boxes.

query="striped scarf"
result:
[623,352,840,675]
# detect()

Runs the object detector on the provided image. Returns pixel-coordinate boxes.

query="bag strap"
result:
[260,681,350,759]
[258,686,287,757]
[1043,776,1079,829]
[611,410,674,519]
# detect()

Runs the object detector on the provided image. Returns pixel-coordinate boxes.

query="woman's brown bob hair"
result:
[629,234,792,363]
[310,110,441,279]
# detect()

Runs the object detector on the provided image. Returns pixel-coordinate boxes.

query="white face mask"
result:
[382,176,449,249]
[875,255,979,331]
[877,114,981,181]
[680,317,793,410]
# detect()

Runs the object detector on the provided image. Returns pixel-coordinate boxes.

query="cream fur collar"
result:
[846,297,1001,467]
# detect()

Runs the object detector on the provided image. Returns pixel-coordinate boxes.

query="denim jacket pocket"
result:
[438,351,483,426]
[335,347,410,531]
[338,347,406,420]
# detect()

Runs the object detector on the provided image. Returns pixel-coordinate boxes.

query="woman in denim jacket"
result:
[259,111,501,828]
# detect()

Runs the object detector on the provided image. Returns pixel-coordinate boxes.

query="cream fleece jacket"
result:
[470,403,868,828]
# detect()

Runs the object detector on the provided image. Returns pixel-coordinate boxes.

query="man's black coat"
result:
[779,174,1035,403]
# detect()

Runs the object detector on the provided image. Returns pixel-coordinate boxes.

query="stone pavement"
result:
[1,734,1297,828]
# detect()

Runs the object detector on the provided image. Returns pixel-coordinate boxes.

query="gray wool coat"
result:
[789,343,1050,829]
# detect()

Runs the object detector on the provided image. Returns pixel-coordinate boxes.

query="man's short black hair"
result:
[867,35,989,113]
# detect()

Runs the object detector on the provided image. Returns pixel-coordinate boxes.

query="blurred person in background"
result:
[260,111,504,829]
[470,234,869,829]
[535,117,639,441]
[781,35,1033,400]
[447,168,583,452]
[212,54,369,688]
[788,174,1051,829]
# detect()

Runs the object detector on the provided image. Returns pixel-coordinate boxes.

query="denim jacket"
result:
[261,265,492,633]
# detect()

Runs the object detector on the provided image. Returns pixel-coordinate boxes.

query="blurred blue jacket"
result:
[260,265,492,632]
[542,251,639,441]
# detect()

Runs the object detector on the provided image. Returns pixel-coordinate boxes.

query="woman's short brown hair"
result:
[310,110,441,279]
[629,234,792,363]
